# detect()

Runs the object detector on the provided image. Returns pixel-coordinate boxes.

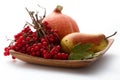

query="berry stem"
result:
[26,7,51,51]
[26,8,44,37]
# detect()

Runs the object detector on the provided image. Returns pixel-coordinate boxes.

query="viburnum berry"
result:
[26,36,31,41]
[4,51,10,56]
[12,56,16,59]
[43,53,51,59]
[3,7,69,60]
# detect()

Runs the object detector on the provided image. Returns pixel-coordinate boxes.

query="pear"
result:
[61,32,116,53]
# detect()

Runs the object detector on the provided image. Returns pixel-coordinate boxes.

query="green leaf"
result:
[68,43,94,60]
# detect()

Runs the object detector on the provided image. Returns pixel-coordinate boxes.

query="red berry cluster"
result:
[4,22,68,60]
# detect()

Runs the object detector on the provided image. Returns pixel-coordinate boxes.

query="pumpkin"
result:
[42,5,80,39]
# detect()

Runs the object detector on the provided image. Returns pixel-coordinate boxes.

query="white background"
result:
[0,0,120,80]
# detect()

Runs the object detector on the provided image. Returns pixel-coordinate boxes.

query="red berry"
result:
[34,45,39,51]
[26,36,31,41]
[12,56,16,59]
[61,53,68,60]
[43,53,51,59]
[4,51,10,56]
[42,41,48,46]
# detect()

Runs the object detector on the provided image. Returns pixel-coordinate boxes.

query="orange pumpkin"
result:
[42,5,80,39]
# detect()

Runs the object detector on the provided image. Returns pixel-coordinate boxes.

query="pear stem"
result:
[106,31,117,38]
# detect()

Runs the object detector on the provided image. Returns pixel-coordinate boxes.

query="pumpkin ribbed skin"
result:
[42,5,79,39]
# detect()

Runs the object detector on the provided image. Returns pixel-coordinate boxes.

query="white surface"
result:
[0,0,120,80]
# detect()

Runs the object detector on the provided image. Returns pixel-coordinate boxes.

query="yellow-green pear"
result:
[61,32,110,53]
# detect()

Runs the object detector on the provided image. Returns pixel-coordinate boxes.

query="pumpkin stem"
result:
[54,5,63,12]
